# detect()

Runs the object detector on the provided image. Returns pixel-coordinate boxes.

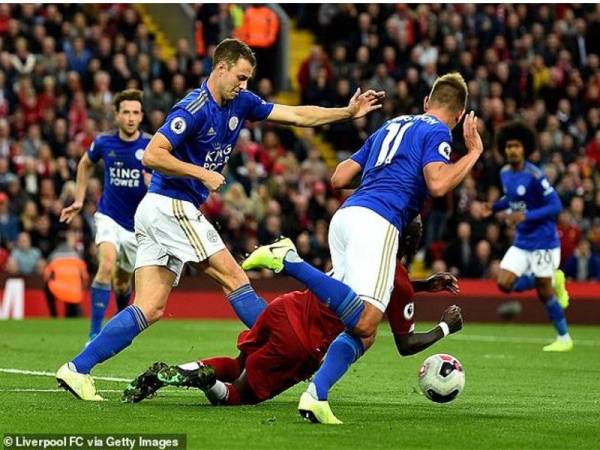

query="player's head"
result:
[212,38,256,101]
[398,215,423,265]
[113,89,144,137]
[496,120,536,166]
[424,73,468,129]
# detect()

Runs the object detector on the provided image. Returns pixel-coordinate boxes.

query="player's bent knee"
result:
[134,301,166,324]
[353,318,378,338]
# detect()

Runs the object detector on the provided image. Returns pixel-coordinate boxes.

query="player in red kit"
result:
[124,220,462,406]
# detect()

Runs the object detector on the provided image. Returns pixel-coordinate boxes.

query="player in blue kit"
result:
[284,72,484,423]
[477,120,572,352]
[60,89,151,342]
[56,38,384,400]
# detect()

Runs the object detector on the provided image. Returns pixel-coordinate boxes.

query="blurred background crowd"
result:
[1,4,599,282]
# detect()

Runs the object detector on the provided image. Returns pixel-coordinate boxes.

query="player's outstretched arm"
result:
[143,133,225,192]
[411,272,459,294]
[60,153,94,224]
[393,305,463,356]
[423,111,483,197]
[266,88,384,127]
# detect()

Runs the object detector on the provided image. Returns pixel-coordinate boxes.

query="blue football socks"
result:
[283,254,364,328]
[227,284,267,328]
[512,275,536,292]
[544,297,569,336]
[72,305,148,374]
[89,281,111,338]
[311,332,365,400]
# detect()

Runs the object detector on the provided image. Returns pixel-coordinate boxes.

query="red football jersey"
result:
[280,290,346,360]
[386,263,416,336]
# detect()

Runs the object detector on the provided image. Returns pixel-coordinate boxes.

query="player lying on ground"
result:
[474,120,572,352]
[123,228,462,409]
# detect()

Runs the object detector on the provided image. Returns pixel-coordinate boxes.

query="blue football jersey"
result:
[343,114,452,231]
[150,82,274,206]
[87,130,151,231]
[494,162,561,250]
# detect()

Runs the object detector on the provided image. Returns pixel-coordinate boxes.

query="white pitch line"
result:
[0,368,130,382]
[0,389,122,393]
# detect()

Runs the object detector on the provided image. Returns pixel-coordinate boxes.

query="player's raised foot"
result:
[553,270,570,309]
[122,362,169,403]
[542,337,574,352]
[157,364,216,391]
[56,363,104,401]
[298,392,343,425]
[241,237,297,273]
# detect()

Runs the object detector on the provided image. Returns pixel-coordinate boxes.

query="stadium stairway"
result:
[133,5,176,61]
[274,21,339,170]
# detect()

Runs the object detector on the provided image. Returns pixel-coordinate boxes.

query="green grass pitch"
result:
[0,319,598,449]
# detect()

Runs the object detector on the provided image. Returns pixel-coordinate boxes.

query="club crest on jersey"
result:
[135,149,145,160]
[207,229,219,244]
[170,117,187,134]
[438,142,451,160]
[517,185,527,196]
[228,116,239,131]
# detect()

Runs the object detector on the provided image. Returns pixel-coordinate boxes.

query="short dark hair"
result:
[113,89,144,112]
[213,38,256,69]
[428,73,468,113]
[398,215,423,264]
[496,120,536,157]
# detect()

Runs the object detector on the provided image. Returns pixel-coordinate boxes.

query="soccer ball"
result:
[418,354,465,403]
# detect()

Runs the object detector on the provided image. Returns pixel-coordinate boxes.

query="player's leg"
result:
[89,241,118,340]
[200,248,267,328]
[112,230,137,312]
[72,266,172,369]
[533,249,573,352]
[303,208,397,421]
[242,237,364,329]
[498,246,532,293]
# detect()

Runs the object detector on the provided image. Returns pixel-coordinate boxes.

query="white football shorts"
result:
[328,206,399,313]
[134,193,226,285]
[499,246,560,278]
[94,212,138,273]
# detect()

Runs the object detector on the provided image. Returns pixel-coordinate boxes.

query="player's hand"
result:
[60,201,83,224]
[441,305,463,334]
[426,272,460,294]
[201,171,226,192]
[505,211,525,226]
[348,88,385,119]
[470,201,493,220]
[463,111,484,155]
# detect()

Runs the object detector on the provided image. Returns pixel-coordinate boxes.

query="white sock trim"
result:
[205,380,228,404]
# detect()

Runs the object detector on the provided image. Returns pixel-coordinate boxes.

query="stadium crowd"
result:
[1,4,600,281]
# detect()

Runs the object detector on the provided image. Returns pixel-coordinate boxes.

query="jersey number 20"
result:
[375,122,414,167]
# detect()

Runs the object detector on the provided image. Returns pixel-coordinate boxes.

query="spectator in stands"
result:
[6,231,44,275]
[563,239,600,281]
[445,221,474,277]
